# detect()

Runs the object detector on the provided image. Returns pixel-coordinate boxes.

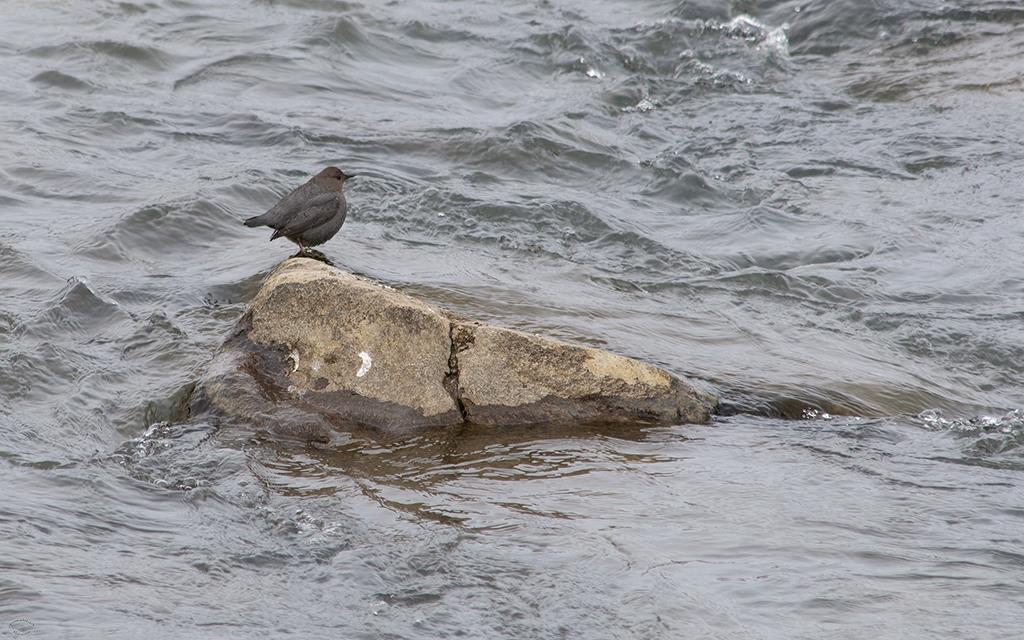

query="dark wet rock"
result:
[193,258,716,436]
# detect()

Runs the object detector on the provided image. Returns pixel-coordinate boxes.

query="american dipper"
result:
[243,166,355,253]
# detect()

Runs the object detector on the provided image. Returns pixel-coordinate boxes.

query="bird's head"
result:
[318,166,357,184]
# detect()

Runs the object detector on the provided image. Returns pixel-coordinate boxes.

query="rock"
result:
[453,322,714,426]
[193,258,716,435]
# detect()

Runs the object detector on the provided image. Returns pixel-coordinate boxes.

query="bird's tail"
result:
[243,214,266,227]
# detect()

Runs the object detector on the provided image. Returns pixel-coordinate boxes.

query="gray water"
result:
[2,1,1024,637]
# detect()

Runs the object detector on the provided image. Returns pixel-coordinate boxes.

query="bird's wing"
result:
[260,181,329,228]
[271,192,339,238]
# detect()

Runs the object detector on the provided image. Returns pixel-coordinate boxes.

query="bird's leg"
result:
[295,239,308,257]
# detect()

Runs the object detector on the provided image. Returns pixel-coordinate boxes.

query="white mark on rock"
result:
[356,351,372,378]
[288,349,300,372]
[311,359,322,372]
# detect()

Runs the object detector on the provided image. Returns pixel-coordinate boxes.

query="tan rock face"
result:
[242,260,461,429]
[455,323,712,426]
[197,258,716,435]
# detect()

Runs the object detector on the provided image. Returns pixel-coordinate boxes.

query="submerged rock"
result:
[193,258,716,436]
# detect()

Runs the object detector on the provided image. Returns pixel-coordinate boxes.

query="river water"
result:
[2,1,1023,637]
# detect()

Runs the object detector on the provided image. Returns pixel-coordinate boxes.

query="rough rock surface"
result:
[453,323,714,427]
[194,258,716,435]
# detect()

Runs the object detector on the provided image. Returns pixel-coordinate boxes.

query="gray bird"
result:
[243,166,355,254]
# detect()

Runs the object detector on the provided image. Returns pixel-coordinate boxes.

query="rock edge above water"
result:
[195,258,717,436]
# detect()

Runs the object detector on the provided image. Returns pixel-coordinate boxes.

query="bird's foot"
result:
[291,247,331,264]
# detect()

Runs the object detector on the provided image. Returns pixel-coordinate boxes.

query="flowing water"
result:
[2,0,1024,637]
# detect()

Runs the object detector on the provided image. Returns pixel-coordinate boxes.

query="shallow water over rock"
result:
[2,1,1024,637]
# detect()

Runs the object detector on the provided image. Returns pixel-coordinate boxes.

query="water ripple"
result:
[3,1,1024,637]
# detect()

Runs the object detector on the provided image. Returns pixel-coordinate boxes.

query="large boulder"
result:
[193,258,716,436]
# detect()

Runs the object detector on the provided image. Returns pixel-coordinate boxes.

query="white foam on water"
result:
[920,408,1024,433]
[622,96,657,113]
[725,15,790,56]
